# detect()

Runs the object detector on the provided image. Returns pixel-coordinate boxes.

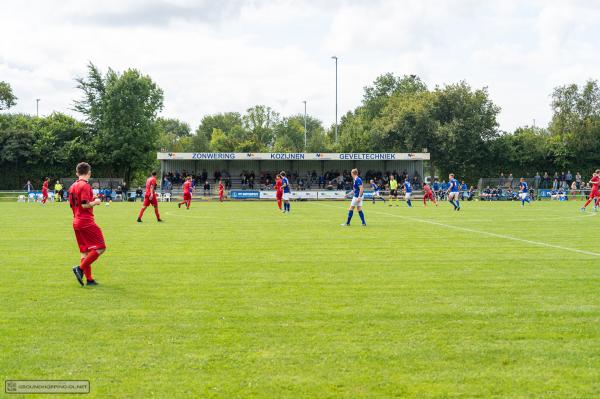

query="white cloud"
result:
[1,0,600,132]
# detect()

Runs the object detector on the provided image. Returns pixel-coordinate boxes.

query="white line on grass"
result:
[313,202,600,258]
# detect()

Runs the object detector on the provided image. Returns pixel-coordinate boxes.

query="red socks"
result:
[277,199,282,209]
[80,249,100,281]
[138,206,160,220]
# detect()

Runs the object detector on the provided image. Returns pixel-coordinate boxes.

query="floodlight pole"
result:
[36,98,40,117]
[331,56,338,143]
[303,100,307,150]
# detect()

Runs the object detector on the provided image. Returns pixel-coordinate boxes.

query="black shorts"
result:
[390,189,398,196]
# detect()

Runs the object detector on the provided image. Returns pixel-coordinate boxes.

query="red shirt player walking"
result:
[69,162,106,286]
[423,183,437,207]
[218,180,224,202]
[581,170,600,211]
[274,174,283,210]
[137,171,162,222]
[41,177,49,204]
[178,176,192,209]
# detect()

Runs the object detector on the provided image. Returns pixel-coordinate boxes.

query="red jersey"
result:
[591,176,600,192]
[183,180,191,195]
[219,183,224,192]
[275,179,282,192]
[42,180,49,192]
[145,176,157,197]
[68,179,95,225]
[423,184,432,194]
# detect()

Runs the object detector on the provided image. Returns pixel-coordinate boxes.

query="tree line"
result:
[1,63,599,189]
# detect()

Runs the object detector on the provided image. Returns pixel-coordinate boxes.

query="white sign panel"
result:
[158,152,430,161]
[317,191,348,199]
[259,191,277,199]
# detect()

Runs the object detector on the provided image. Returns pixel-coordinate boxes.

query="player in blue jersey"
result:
[370,179,385,203]
[280,171,291,213]
[402,178,413,207]
[447,173,461,211]
[342,169,366,226]
[519,177,531,206]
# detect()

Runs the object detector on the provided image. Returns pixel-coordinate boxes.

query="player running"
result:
[69,162,106,287]
[447,173,461,211]
[519,178,531,206]
[422,182,437,206]
[137,171,162,222]
[370,179,385,203]
[218,179,224,202]
[178,176,192,210]
[388,175,398,206]
[581,170,600,212]
[342,169,366,226]
[41,177,49,204]
[281,171,291,213]
[402,178,413,208]
[275,174,283,210]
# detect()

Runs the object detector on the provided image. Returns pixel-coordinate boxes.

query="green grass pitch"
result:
[1,199,600,398]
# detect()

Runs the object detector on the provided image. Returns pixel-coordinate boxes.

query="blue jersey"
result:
[403,181,412,193]
[520,181,528,193]
[449,178,459,192]
[371,182,379,192]
[353,177,363,197]
[282,177,290,193]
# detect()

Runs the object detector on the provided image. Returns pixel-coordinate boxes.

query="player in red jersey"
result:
[137,171,162,222]
[69,163,106,286]
[422,182,438,207]
[178,176,192,209]
[218,179,224,202]
[41,177,49,204]
[581,170,600,212]
[274,174,283,210]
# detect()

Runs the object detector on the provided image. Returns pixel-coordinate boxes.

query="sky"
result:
[2,0,600,133]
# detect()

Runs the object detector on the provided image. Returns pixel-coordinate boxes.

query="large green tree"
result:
[74,63,164,182]
[0,81,17,110]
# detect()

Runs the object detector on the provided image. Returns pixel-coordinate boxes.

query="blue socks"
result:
[407,200,412,207]
[449,200,456,209]
[456,200,460,209]
[358,210,366,225]
[284,202,290,212]
[347,210,353,224]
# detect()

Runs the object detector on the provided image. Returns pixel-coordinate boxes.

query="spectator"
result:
[543,172,550,189]
[24,180,34,193]
[575,172,582,189]
[135,186,143,201]
[203,181,211,196]
[499,172,505,187]
[566,170,573,187]
[507,173,514,188]
[534,172,541,189]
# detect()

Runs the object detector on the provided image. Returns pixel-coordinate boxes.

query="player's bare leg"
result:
[153,204,162,221]
[137,205,148,222]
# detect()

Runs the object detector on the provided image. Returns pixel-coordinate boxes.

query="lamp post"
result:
[36,98,40,117]
[302,100,307,150]
[331,56,338,143]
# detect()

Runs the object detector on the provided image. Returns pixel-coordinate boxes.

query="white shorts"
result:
[282,192,290,201]
[519,192,528,200]
[448,191,460,200]
[404,192,412,200]
[351,196,363,207]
